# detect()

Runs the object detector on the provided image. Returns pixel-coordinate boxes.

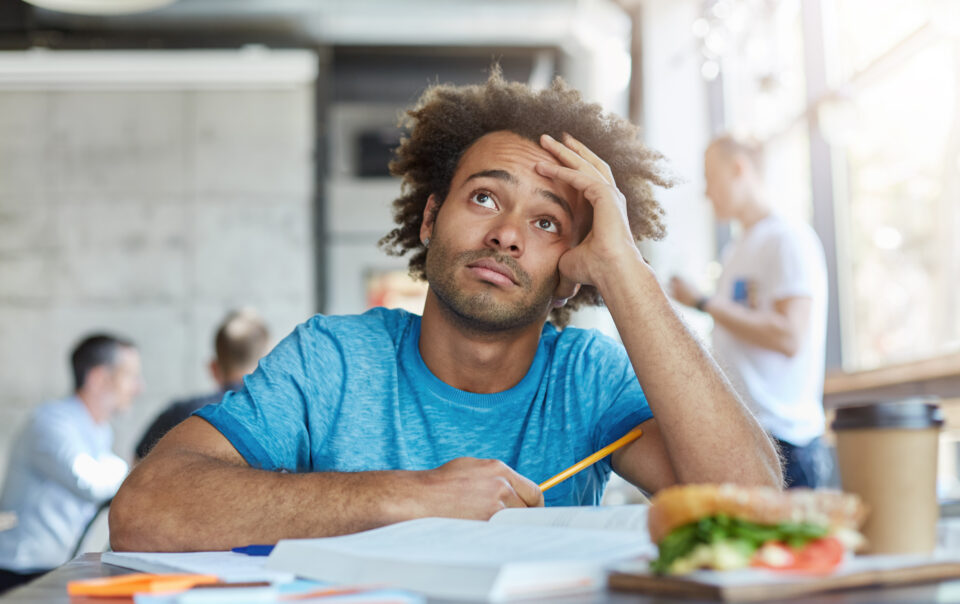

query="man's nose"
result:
[484,214,524,256]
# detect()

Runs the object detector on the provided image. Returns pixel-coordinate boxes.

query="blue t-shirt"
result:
[196,307,653,506]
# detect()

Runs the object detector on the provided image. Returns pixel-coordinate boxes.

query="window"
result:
[828,1,960,368]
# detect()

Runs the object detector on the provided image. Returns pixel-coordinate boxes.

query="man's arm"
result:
[30,413,128,502]
[109,416,543,552]
[536,134,781,491]
[670,276,812,356]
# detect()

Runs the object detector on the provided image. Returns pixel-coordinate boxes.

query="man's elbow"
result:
[109,477,146,551]
[777,339,800,357]
[109,467,173,552]
[773,330,803,357]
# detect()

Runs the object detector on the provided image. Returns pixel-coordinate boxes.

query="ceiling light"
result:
[22,0,177,16]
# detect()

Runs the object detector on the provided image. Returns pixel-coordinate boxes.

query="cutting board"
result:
[608,552,960,602]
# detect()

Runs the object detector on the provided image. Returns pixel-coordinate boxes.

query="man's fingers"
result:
[539,134,606,181]
[561,133,616,185]
[534,162,600,199]
[504,471,545,507]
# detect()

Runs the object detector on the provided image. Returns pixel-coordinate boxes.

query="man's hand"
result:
[407,458,544,520]
[535,133,644,294]
[669,276,704,308]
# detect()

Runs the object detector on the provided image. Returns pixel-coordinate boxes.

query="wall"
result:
[638,0,716,337]
[0,50,317,472]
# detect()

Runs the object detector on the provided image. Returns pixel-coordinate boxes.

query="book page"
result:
[270,517,651,567]
[490,504,650,533]
[102,551,296,583]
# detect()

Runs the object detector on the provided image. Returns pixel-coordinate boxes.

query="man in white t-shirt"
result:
[670,135,830,488]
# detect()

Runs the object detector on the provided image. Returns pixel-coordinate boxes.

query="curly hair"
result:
[379,67,672,326]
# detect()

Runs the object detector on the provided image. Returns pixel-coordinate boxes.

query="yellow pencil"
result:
[539,426,644,492]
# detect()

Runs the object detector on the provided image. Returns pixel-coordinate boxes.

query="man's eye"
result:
[536,218,559,233]
[470,191,496,209]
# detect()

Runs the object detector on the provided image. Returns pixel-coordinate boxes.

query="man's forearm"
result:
[597,251,781,487]
[110,451,406,552]
[705,299,800,356]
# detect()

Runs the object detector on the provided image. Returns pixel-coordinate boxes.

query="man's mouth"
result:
[466,258,519,287]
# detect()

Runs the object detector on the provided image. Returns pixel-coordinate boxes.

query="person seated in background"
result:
[670,135,830,488]
[135,309,270,460]
[110,69,781,554]
[0,334,143,594]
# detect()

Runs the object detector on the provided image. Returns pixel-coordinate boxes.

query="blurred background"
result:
[0,0,957,510]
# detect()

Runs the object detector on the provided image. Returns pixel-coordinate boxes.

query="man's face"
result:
[703,144,738,221]
[421,131,589,332]
[105,346,143,415]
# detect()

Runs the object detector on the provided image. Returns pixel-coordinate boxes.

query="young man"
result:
[670,135,830,488]
[110,72,780,553]
[0,334,142,593]
[134,309,270,460]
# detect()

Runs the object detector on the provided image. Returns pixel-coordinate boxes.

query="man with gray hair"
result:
[0,334,142,593]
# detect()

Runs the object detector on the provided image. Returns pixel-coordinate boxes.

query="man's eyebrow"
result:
[465,169,573,219]
[465,169,518,185]
[537,188,573,220]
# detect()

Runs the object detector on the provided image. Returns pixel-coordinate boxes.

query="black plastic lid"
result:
[832,398,944,431]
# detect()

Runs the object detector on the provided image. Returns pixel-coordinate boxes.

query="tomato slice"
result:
[751,537,845,575]
[792,537,845,574]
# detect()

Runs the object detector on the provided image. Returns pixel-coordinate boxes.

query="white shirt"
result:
[0,397,128,572]
[712,215,828,446]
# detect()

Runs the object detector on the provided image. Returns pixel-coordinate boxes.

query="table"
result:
[6,554,960,603]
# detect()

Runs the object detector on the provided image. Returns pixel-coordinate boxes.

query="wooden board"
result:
[608,557,960,602]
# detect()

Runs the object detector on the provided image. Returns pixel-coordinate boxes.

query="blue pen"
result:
[231,544,275,556]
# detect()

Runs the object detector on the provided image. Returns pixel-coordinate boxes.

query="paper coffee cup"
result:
[833,399,943,554]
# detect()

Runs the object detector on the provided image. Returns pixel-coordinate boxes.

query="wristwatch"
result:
[695,297,710,312]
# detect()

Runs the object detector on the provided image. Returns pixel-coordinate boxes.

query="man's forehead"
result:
[456,131,557,171]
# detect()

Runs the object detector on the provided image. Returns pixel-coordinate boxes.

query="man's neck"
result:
[735,193,771,232]
[75,390,107,424]
[418,292,545,394]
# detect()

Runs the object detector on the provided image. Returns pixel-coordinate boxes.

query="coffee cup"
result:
[832,399,944,554]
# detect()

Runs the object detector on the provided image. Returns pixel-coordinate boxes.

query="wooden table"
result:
[5,553,960,603]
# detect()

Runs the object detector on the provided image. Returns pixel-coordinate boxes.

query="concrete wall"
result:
[0,51,317,473]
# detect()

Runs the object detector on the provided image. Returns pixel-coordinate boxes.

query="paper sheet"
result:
[102,550,296,583]
[268,517,650,566]
[490,504,650,533]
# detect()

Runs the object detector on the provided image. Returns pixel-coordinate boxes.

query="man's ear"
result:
[732,154,749,178]
[420,194,439,245]
[83,364,111,392]
[209,359,225,387]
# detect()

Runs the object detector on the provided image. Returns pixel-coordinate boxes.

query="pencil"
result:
[538,426,644,492]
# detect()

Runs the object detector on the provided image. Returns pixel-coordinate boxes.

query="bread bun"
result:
[648,484,866,543]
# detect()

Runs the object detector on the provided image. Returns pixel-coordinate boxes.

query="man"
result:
[135,309,270,460]
[0,334,142,593]
[110,71,780,553]
[670,135,829,488]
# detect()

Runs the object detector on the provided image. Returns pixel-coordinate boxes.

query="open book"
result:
[265,505,654,602]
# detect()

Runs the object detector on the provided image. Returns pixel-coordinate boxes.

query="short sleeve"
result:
[764,224,824,301]
[195,315,346,472]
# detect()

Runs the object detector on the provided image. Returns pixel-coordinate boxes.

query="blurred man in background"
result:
[0,334,142,593]
[135,309,269,460]
[670,135,830,488]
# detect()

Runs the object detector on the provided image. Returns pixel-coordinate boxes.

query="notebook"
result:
[264,505,654,602]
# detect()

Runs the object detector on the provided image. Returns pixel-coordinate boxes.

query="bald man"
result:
[670,135,830,488]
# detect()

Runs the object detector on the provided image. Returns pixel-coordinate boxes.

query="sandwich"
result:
[648,484,867,575]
